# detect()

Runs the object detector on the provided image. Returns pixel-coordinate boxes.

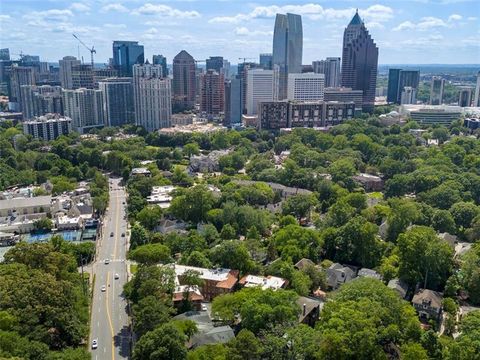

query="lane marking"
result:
[105,272,115,360]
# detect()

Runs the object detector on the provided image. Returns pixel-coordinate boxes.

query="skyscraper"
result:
[341,10,378,113]
[272,13,303,100]
[200,70,224,117]
[287,73,325,101]
[72,64,94,89]
[9,65,35,112]
[59,56,81,89]
[387,69,420,104]
[387,69,401,103]
[99,78,135,127]
[259,54,273,70]
[112,41,144,77]
[430,77,445,105]
[400,86,416,105]
[172,50,196,111]
[312,57,341,87]
[246,68,279,115]
[152,55,168,77]
[206,56,224,73]
[62,88,104,133]
[474,71,480,107]
[0,48,10,61]
[224,77,242,127]
[21,85,63,120]
[458,88,472,107]
[133,64,171,132]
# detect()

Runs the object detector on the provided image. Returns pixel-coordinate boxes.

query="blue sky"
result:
[1,0,479,64]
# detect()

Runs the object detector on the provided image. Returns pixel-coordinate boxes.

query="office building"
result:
[224,77,242,127]
[200,70,224,117]
[458,88,472,107]
[401,105,462,125]
[8,65,35,112]
[62,88,104,133]
[387,69,420,104]
[287,73,325,101]
[474,71,480,107]
[206,56,224,73]
[133,64,171,132]
[72,64,94,89]
[238,62,260,114]
[152,55,168,77]
[223,59,231,78]
[430,77,445,105]
[59,56,81,89]
[21,85,63,120]
[23,114,72,141]
[312,57,341,87]
[387,69,401,103]
[172,50,196,111]
[98,78,134,127]
[246,68,279,115]
[400,86,416,105]
[324,87,363,114]
[0,48,9,61]
[260,53,273,70]
[259,100,355,129]
[273,13,303,100]
[93,68,119,86]
[112,41,144,77]
[341,10,378,113]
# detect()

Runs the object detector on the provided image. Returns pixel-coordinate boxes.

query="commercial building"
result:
[0,195,52,218]
[112,40,144,77]
[324,87,363,114]
[98,77,134,127]
[71,64,94,89]
[173,50,196,111]
[272,13,303,100]
[341,10,378,113]
[401,105,462,125]
[8,65,35,112]
[400,86,416,105]
[22,114,72,141]
[152,55,168,77]
[20,85,63,120]
[473,71,480,107]
[287,73,325,101]
[246,68,279,115]
[62,88,104,133]
[133,63,171,132]
[205,56,224,73]
[430,77,445,105]
[224,77,242,127]
[312,57,341,87]
[59,56,81,89]
[387,69,420,104]
[458,88,472,107]
[200,70,224,117]
[259,100,355,129]
[259,53,273,70]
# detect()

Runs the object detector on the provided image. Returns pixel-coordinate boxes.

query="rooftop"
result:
[0,196,52,211]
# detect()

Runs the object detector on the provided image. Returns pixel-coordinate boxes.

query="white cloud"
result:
[104,23,127,29]
[69,3,90,12]
[393,17,448,31]
[23,9,73,23]
[101,3,128,13]
[401,34,444,47]
[393,21,415,31]
[209,4,393,24]
[0,15,11,21]
[133,3,200,18]
[448,14,462,21]
[365,22,385,30]
[467,16,477,21]
[234,27,273,36]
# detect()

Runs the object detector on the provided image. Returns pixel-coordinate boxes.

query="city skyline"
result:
[1,0,479,65]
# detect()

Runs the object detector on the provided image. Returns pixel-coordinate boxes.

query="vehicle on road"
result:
[122,201,125,204]
[104,258,110,264]
[110,232,114,237]
[121,233,125,237]
[91,339,98,349]
[101,285,106,292]
[114,273,119,279]
[201,304,207,311]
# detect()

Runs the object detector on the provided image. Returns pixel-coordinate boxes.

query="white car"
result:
[114,273,119,280]
[201,304,207,311]
[91,339,98,349]
[104,258,110,264]
[101,285,106,292]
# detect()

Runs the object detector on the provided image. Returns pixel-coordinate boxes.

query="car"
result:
[201,304,207,311]
[101,285,106,292]
[114,273,119,280]
[91,339,98,349]
[121,233,125,237]
[122,201,125,205]
[104,258,110,264]
[110,232,114,237]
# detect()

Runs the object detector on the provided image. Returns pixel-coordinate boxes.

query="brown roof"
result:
[216,270,239,289]
[412,289,443,309]
[173,291,204,303]
[295,258,315,270]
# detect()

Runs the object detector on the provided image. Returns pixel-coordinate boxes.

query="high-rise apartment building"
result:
[287,73,325,101]
[62,88,104,133]
[400,86,416,105]
[272,13,303,100]
[23,114,72,141]
[312,57,341,87]
[224,77,242,127]
[238,62,260,114]
[21,85,63,120]
[341,10,378,113]
[112,41,144,77]
[72,64,94,89]
[200,70,224,117]
[324,87,363,114]
[259,54,273,70]
[206,56,224,73]
[59,56,81,89]
[387,69,420,104]
[99,78,134,127]
[246,68,279,115]
[172,50,196,111]
[430,77,445,105]
[473,71,480,107]
[458,88,472,107]
[133,64,171,132]
[9,65,35,112]
[152,55,168,77]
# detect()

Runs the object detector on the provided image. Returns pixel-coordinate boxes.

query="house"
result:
[357,268,383,280]
[172,285,204,311]
[0,196,52,217]
[130,167,151,177]
[294,258,315,271]
[232,180,312,200]
[189,150,230,174]
[352,173,384,192]
[438,232,457,249]
[387,279,409,299]
[326,263,355,289]
[297,296,324,327]
[239,275,287,290]
[156,218,187,234]
[147,186,176,208]
[412,289,443,322]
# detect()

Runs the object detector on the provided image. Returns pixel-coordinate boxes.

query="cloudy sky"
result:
[1,0,479,65]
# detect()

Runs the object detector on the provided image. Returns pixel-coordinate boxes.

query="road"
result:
[90,177,130,360]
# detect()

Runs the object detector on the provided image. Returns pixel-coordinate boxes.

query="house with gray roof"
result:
[387,279,409,299]
[326,263,356,289]
[412,289,443,322]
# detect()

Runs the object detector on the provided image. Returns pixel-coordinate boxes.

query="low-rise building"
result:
[239,274,287,290]
[357,268,383,280]
[412,288,443,322]
[400,105,462,126]
[326,263,356,289]
[147,185,176,208]
[352,173,384,192]
[0,196,52,217]
[189,150,230,174]
[387,279,409,299]
[130,167,151,177]
[172,285,204,311]
[297,296,324,327]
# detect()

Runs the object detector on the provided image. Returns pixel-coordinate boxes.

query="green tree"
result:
[282,194,318,220]
[132,295,173,337]
[128,243,172,265]
[169,185,216,223]
[132,323,187,360]
[226,329,263,360]
[432,209,456,234]
[210,240,255,273]
[33,218,53,231]
[130,223,149,249]
[450,202,479,230]
[137,205,163,230]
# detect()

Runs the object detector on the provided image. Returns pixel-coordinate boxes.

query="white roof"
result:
[242,275,286,290]
[0,196,52,211]
[173,264,232,283]
[131,167,151,174]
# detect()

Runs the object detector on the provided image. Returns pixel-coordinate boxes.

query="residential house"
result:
[352,173,384,191]
[357,268,383,280]
[172,285,204,311]
[297,296,324,327]
[326,263,356,289]
[130,167,152,177]
[412,289,443,322]
[0,196,52,217]
[294,258,315,271]
[387,279,409,299]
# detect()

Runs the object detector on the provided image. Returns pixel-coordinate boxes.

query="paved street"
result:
[90,178,130,360]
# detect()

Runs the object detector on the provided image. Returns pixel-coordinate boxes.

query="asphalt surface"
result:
[90,178,130,360]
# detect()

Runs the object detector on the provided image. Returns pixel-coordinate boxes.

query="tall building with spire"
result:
[341,10,378,113]
[272,13,303,100]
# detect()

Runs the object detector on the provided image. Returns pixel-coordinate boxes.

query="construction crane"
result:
[72,33,96,68]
